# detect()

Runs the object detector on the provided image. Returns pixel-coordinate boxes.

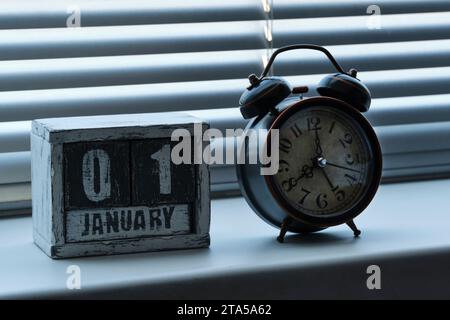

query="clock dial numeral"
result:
[316,193,328,209]
[330,184,346,202]
[345,153,361,166]
[329,121,336,134]
[290,123,302,137]
[278,160,290,173]
[298,187,311,205]
[307,117,321,131]
[339,133,353,148]
[335,189,345,202]
[345,153,355,165]
[280,138,292,154]
[345,173,357,186]
[282,177,297,192]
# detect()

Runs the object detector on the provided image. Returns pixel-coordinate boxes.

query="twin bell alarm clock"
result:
[236,44,382,242]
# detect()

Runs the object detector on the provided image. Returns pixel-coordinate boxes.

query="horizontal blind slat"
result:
[376,121,450,154]
[0,66,449,121]
[275,0,450,19]
[2,0,450,29]
[0,183,30,209]
[2,39,450,91]
[275,12,450,47]
[0,22,265,60]
[0,51,260,91]
[0,12,449,60]
[0,0,264,29]
[0,122,30,153]
[367,94,450,126]
[0,152,30,184]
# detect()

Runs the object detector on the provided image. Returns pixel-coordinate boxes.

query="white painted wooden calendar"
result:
[31,112,210,259]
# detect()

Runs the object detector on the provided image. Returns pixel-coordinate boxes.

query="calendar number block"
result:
[64,141,130,209]
[131,139,195,206]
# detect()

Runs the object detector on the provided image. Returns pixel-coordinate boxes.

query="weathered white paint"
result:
[31,134,65,248]
[31,133,52,243]
[32,112,204,143]
[53,234,210,258]
[82,149,111,202]
[66,204,191,242]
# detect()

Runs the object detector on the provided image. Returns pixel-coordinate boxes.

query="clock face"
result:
[271,104,375,219]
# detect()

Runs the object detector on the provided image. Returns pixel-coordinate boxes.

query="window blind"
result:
[1,0,450,214]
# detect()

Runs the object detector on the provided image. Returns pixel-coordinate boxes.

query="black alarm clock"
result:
[236,44,382,243]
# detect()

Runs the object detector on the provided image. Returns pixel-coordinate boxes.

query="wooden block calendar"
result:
[31,112,210,259]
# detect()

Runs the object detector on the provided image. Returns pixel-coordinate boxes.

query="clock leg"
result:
[346,220,361,237]
[277,217,293,243]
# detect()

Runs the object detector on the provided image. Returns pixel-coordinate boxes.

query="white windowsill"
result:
[1,178,450,299]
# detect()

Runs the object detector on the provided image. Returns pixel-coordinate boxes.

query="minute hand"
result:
[326,161,360,173]
[314,130,323,156]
